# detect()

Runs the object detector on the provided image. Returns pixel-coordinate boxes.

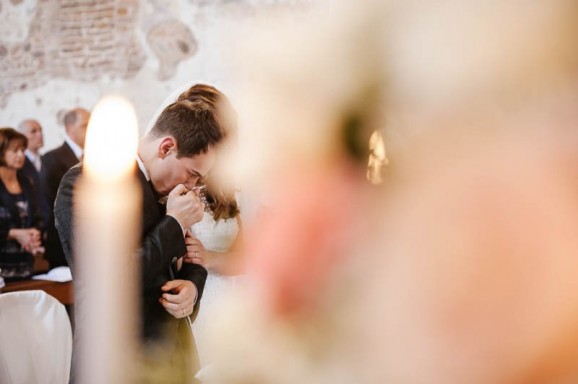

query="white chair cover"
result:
[0,290,72,384]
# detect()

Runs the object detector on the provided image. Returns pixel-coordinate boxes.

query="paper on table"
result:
[32,266,72,282]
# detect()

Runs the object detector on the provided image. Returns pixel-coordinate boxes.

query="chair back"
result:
[0,290,72,384]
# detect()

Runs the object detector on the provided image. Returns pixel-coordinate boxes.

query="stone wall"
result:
[0,0,298,150]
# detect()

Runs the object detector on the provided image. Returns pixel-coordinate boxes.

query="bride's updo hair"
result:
[178,84,240,221]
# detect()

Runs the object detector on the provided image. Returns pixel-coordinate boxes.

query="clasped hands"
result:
[159,279,197,319]
[10,228,44,255]
[165,184,205,229]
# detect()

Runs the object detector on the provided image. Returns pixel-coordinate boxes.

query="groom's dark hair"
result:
[150,84,235,158]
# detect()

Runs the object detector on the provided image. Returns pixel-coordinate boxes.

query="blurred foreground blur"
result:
[199,1,578,383]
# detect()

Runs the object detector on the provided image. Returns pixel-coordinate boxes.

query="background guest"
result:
[17,119,50,223]
[0,127,45,280]
[40,107,90,269]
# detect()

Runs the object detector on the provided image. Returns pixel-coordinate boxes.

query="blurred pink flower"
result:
[245,160,367,317]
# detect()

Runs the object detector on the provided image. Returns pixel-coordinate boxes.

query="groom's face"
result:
[151,146,216,196]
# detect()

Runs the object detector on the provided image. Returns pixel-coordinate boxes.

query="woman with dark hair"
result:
[0,127,44,280]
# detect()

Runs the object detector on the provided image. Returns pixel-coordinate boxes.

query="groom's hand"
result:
[159,279,198,318]
[166,184,204,229]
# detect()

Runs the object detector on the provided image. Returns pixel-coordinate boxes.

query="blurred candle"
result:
[74,95,142,384]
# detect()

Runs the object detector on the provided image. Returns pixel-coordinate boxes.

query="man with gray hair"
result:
[40,107,90,269]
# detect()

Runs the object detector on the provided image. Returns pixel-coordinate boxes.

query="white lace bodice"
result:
[190,212,239,253]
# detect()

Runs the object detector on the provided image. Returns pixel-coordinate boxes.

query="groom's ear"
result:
[158,137,177,159]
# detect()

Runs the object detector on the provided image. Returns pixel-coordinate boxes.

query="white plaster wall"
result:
[0,0,301,152]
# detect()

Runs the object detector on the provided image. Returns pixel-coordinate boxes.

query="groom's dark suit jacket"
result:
[55,163,207,382]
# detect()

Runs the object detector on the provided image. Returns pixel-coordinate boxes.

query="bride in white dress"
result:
[176,85,243,372]
[186,175,243,371]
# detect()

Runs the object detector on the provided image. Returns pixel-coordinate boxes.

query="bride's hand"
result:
[184,230,238,274]
[184,230,210,268]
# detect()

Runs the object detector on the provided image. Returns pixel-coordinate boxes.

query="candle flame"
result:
[84,95,139,181]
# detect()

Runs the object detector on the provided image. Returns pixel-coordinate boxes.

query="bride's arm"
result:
[184,216,245,276]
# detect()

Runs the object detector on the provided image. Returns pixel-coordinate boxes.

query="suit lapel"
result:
[61,143,80,167]
[23,157,39,177]
[136,168,162,234]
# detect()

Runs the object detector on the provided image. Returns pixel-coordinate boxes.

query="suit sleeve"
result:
[178,262,208,321]
[140,220,208,320]
[139,215,188,289]
[53,165,79,271]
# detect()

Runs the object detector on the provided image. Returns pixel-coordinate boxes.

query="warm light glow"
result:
[84,95,138,181]
[367,129,388,184]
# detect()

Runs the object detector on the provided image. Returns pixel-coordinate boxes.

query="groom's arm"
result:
[177,262,208,321]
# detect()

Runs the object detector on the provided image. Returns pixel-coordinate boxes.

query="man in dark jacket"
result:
[55,84,234,383]
[17,119,49,223]
[40,108,90,269]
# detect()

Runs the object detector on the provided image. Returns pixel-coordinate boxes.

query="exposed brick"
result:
[0,0,148,103]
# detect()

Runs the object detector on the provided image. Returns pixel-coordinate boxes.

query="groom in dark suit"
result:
[40,108,90,269]
[55,85,235,383]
